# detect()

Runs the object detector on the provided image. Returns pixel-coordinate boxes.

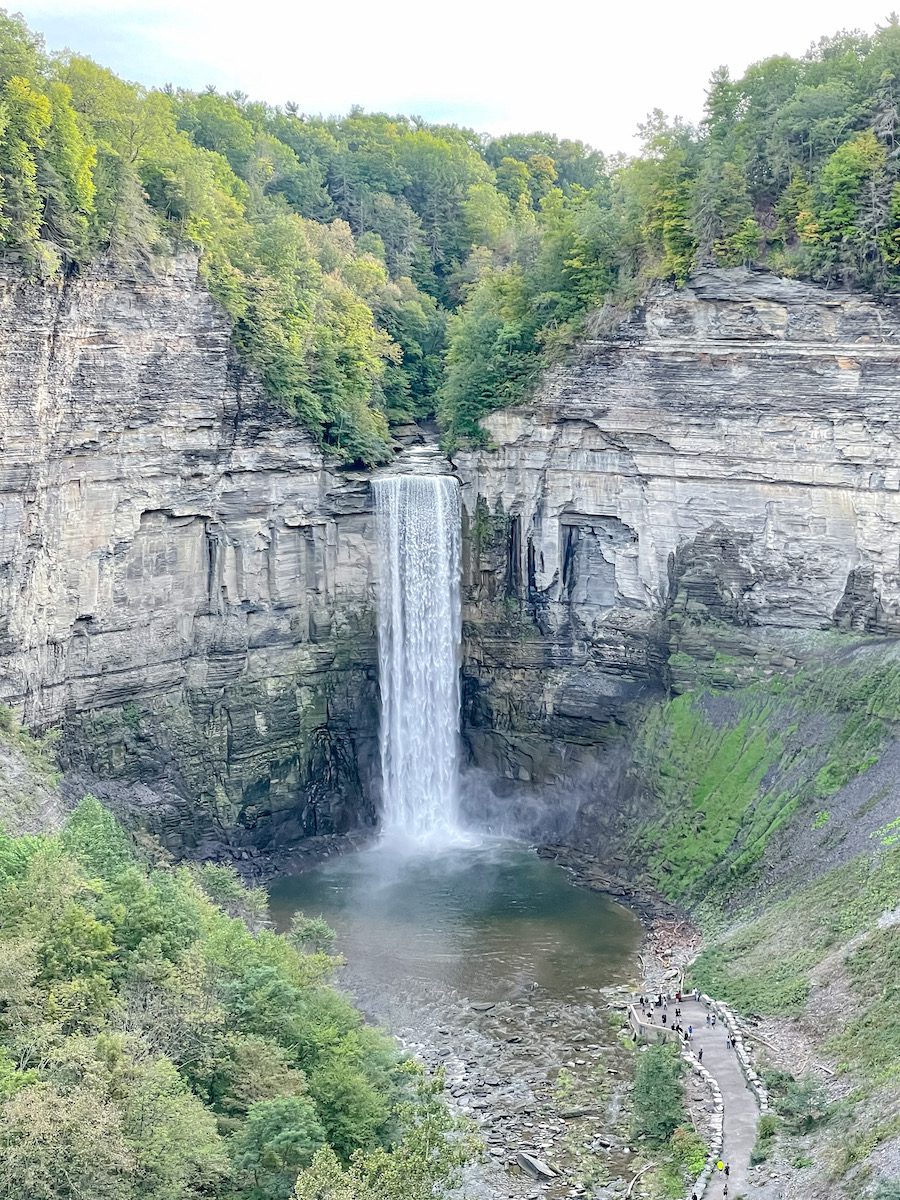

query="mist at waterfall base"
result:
[268,841,639,1001]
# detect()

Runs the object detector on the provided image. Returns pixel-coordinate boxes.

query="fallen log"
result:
[626,1162,656,1197]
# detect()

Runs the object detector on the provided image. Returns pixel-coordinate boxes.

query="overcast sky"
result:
[14,1,900,153]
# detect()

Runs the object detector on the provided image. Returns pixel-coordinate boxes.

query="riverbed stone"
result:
[516,1151,557,1180]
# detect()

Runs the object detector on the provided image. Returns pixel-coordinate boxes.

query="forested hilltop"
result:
[4,11,900,457]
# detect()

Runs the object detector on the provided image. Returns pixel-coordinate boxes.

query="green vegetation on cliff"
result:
[0,796,473,1200]
[634,643,900,905]
[442,17,900,440]
[8,11,900,453]
[628,639,900,1188]
[0,9,603,461]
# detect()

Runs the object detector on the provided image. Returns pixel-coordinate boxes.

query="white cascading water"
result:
[374,473,462,843]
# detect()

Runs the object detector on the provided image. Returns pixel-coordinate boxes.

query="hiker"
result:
[688,1025,693,1036]
[698,1047,703,1062]
[676,990,682,1002]
[705,1013,711,1025]
[724,1163,730,1178]
[711,1014,717,1027]
[662,1012,667,1025]
[726,1035,732,1049]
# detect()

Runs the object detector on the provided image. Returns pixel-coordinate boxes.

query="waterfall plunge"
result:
[374,474,463,844]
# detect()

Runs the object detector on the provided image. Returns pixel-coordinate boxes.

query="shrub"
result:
[631,1043,683,1144]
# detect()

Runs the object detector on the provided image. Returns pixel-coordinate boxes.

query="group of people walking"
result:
[690,1157,730,1198]
[635,989,736,1196]
[637,990,702,1054]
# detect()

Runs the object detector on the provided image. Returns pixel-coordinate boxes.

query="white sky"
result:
[15,1,900,154]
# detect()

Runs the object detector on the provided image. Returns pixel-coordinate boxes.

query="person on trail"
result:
[711,1014,717,1027]
[662,1013,667,1026]
[706,1013,711,1025]
[688,1025,693,1036]
[726,1035,732,1049]
[697,1047,703,1062]
[724,1163,730,1178]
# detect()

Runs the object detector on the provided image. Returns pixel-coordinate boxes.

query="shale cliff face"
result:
[0,256,379,852]
[456,269,900,821]
[6,260,900,853]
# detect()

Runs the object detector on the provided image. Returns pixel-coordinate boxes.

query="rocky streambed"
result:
[268,840,645,1198]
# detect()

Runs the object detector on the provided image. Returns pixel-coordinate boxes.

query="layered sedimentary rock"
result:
[456,269,900,815]
[0,255,378,852]
[6,258,900,851]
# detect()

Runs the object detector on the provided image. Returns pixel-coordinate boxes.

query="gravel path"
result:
[642,996,761,1199]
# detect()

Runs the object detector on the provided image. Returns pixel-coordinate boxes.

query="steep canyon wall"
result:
[0,255,379,852]
[456,269,900,833]
[5,260,900,854]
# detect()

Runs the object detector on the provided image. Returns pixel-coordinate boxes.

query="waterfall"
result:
[374,473,462,843]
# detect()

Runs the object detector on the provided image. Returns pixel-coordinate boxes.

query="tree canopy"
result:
[4,10,900,451]
[0,796,475,1200]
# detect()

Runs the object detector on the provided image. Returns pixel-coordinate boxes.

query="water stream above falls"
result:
[269,841,642,1197]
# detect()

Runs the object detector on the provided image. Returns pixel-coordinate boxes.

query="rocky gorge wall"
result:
[6,258,900,858]
[0,255,380,853]
[455,268,900,834]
